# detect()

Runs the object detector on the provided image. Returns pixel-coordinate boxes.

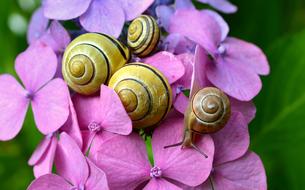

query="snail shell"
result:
[185,87,231,134]
[108,62,172,129]
[62,33,130,95]
[127,15,160,57]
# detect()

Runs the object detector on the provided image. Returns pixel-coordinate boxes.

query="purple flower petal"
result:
[27,174,71,190]
[156,5,174,32]
[0,75,29,141]
[55,133,89,187]
[175,0,195,9]
[117,0,154,21]
[169,9,222,55]
[197,0,237,14]
[202,10,229,41]
[206,57,262,101]
[144,51,185,84]
[144,178,181,190]
[173,92,189,114]
[80,0,125,38]
[33,135,57,178]
[231,98,256,124]
[94,134,151,190]
[212,152,267,190]
[163,33,195,54]
[176,53,194,88]
[28,136,52,166]
[40,21,71,53]
[212,112,249,165]
[43,0,92,20]
[223,37,270,75]
[60,97,83,148]
[27,8,49,44]
[190,46,211,98]
[15,41,57,93]
[85,158,109,190]
[152,115,214,187]
[32,78,70,135]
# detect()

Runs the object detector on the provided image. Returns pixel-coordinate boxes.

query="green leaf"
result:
[251,30,305,190]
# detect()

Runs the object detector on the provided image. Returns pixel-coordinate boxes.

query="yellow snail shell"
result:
[185,87,231,134]
[62,33,130,95]
[108,62,172,129]
[127,15,160,57]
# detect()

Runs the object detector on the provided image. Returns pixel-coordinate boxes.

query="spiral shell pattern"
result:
[108,63,172,129]
[127,15,160,57]
[189,87,231,133]
[62,33,130,95]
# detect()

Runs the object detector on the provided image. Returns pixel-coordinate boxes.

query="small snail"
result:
[127,15,160,57]
[62,33,130,95]
[108,62,172,129]
[165,87,231,158]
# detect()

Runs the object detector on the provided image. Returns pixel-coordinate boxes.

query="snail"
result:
[164,87,231,158]
[108,62,172,129]
[62,33,130,95]
[127,15,160,57]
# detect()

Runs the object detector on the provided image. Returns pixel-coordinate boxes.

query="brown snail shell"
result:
[108,62,172,129]
[127,15,160,57]
[185,87,231,134]
[62,33,130,95]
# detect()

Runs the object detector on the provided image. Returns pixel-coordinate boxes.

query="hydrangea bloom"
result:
[43,0,154,37]
[28,133,109,190]
[0,42,69,141]
[89,113,214,189]
[0,1,269,190]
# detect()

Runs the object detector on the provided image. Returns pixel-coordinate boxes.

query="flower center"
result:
[176,85,184,94]
[88,121,101,133]
[150,166,162,178]
[26,91,34,100]
[70,184,85,190]
[217,44,226,56]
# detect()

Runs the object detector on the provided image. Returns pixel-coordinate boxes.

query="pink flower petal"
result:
[144,178,182,190]
[55,133,89,186]
[190,46,211,98]
[144,51,185,84]
[28,136,52,166]
[33,135,58,178]
[60,97,83,148]
[231,98,256,124]
[73,94,101,130]
[212,112,249,165]
[117,0,154,21]
[163,33,195,54]
[152,116,214,187]
[40,21,71,53]
[169,9,222,55]
[156,5,174,32]
[173,92,189,114]
[99,85,132,135]
[207,58,262,101]
[27,8,49,44]
[15,41,57,93]
[86,131,117,157]
[212,152,267,190]
[43,0,92,20]
[80,0,125,38]
[0,75,29,141]
[197,0,237,14]
[94,134,151,190]
[27,174,71,190]
[223,37,270,75]
[202,10,229,41]
[176,53,194,89]
[85,158,109,190]
[32,78,70,135]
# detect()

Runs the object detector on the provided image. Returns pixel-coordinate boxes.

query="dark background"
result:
[1,0,305,189]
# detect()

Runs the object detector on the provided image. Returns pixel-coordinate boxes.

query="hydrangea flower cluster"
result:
[0,0,269,189]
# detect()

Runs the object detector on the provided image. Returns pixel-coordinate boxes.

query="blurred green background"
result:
[1,0,305,189]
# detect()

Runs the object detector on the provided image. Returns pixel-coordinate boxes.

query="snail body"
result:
[108,62,172,129]
[165,87,231,157]
[62,33,130,95]
[127,15,160,57]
